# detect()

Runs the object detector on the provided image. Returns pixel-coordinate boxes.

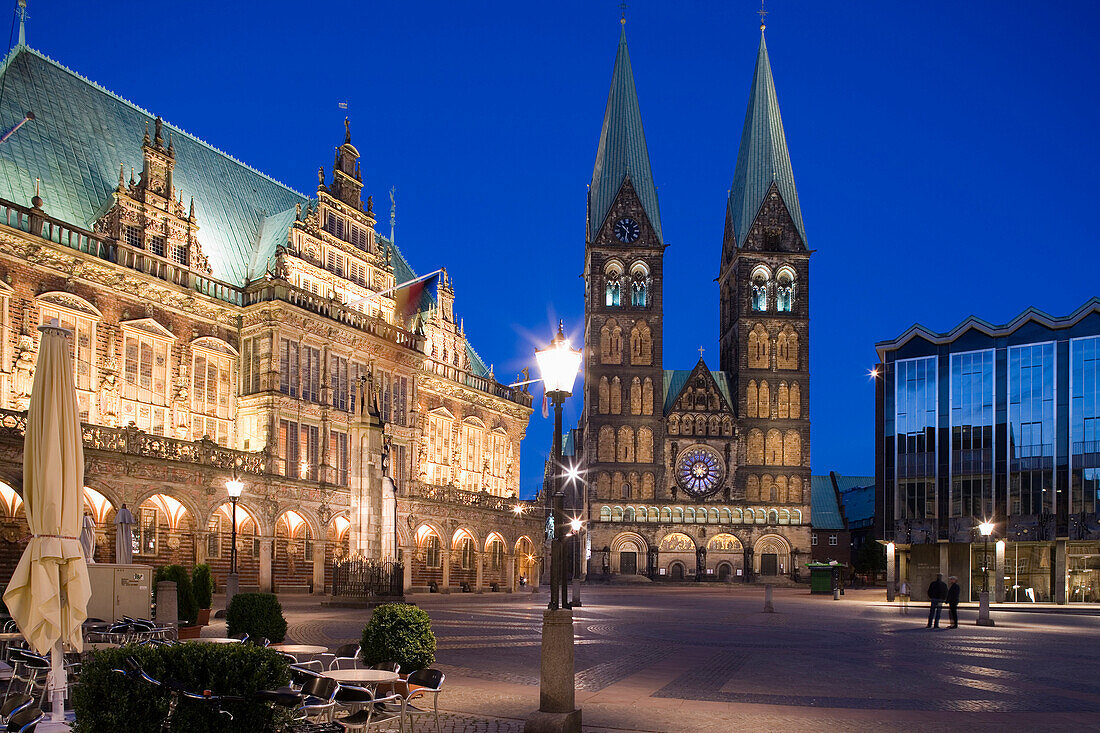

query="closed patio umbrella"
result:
[2,323,91,724]
[80,512,95,563]
[114,503,135,564]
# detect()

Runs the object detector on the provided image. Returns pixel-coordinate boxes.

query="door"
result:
[761,553,778,576]
[620,552,637,575]
[670,563,684,581]
[718,563,731,581]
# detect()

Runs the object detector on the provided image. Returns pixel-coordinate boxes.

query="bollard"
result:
[976,590,995,626]
[833,586,840,601]
[763,584,775,613]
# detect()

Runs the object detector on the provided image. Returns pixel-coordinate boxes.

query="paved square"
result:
[252,587,1100,732]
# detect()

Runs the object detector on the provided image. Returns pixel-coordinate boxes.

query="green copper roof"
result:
[810,475,844,530]
[662,365,734,415]
[727,33,806,248]
[589,26,662,243]
[0,45,309,287]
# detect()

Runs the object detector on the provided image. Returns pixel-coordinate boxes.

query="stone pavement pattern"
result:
[210,587,1100,732]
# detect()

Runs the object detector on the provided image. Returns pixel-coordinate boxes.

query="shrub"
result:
[226,593,287,643]
[191,564,214,610]
[72,642,290,732]
[154,565,197,626]
[360,603,436,672]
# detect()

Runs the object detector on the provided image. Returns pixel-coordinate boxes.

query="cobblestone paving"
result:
[262,586,1100,731]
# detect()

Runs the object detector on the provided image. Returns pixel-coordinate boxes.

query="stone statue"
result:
[98,370,119,427]
[12,334,35,410]
[318,166,325,188]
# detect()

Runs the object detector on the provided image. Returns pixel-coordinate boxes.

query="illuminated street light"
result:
[225,477,244,606]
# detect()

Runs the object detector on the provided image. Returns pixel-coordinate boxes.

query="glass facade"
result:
[1008,343,1056,515]
[895,357,937,519]
[1071,336,1100,513]
[950,350,994,518]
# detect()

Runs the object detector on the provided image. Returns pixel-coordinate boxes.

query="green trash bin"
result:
[807,562,846,594]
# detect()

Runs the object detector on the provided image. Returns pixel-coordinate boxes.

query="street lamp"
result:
[225,477,244,607]
[978,520,994,593]
[534,320,582,611]
[527,320,583,733]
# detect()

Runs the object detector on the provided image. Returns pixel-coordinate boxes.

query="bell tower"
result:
[581,21,666,521]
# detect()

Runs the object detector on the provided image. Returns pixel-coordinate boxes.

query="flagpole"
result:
[344,269,443,309]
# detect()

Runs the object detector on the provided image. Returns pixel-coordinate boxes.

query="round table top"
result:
[187,637,242,644]
[269,644,328,655]
[323,669,399,684]
[0,632,24,641]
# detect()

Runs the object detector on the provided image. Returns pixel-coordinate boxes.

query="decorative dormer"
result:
[95,116,212,275]
[329,118,365,209]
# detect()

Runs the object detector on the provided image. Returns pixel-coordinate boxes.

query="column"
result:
[994,540,1005,603]
[312,541,326,595]
[1054,539,1067,605]
[403,547,413,593]
[259,537,273,593]
[506,552,516,593]
[475,551,484,593]
[441,547,451,593]
[885,542,896,602]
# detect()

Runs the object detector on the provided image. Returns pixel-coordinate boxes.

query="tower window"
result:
[629,261,649,307]
[750,266,770,311]
[776,267,795,312]
[604,262,623,307]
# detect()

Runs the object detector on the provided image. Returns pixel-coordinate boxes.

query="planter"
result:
[177,624,202,640]
[196,608,211,626]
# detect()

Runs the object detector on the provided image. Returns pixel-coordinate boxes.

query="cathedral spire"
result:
[726,31,806,249]
[589,23,663,244]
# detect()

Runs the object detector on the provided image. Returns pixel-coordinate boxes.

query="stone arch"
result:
[274,509,317,541]
[600,318,623,364]
[754,533,792,576]
[758,379,770,419]
[775,475,789,503]
[790,382,802,419]
[598,377,609,414]
[694,415,706,435]
[642,378,654,415]
[617,426,635,463]
[659,532,696,552]
[748,324,769,369]
[722,416,733,436]
[630,377,642,415]
[610,531,649,575]
[783,430,801,466]
[760,474,774,502]
[777,326,799,370]
[637,427,653,463]
[708,415,719,436]
[451,526,480,550]
[790,475,804,504]
[610,377,622,414]
[746,380,758,418]
[668,414,680,435]
[629,320,652,366]
[747,429,764,464]
[598,426,615,462]
[641,472,655,499]
[707,533,744,553]
[765,429,783,465]
[612,471,626,499]
[778,382,789,419]
[681,415,693,436]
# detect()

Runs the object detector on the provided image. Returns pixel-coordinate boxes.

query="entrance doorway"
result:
[761,553,778,576]
[717,563,732,581]
[620,552,637,575]
[670,562,685,581]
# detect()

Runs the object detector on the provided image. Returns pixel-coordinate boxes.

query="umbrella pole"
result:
[49,640,66,723]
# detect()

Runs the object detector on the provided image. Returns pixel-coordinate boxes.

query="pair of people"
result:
[926,574,961,628]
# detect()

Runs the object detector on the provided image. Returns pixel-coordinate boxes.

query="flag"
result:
[542,392,549,419]
[338,101,349,109]
[393,273,439,327]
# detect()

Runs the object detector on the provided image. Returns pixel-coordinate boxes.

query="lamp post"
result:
[526,320,582,733]
[569,516,583,607]
[976,520,995,627]
[225,477,244,607]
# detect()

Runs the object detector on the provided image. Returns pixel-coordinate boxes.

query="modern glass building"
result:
[875,300,1100,603]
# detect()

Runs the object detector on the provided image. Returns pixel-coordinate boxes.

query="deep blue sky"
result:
[22,1,1100,497]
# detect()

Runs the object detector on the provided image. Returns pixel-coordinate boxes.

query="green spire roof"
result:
[727,32,806,248]
[589,25,662,243]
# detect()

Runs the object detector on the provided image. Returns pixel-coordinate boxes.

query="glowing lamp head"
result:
[563,464,581,485]
[535,321,582,397]
[512,505,524,515]
[225,478,244,499]
[978,521,994,537]
[569,518,583,533]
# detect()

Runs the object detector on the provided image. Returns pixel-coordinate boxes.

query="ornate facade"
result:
[0,43,539,595]
[565,25,812,582]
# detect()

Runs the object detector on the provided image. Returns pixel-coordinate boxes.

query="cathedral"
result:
[567,21,812,582]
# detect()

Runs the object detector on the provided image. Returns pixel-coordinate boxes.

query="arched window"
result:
[685,508,696,524]
[668,414,680,435]
[681,415,693,436]
[617,426,635,463]
[642,472,655,499]
[722,416,733,436]
[751,266,769,311]
[598,426,615,462]
[661,507,672,523]
[695,415,706,435]
[766,429,783,465]
[758,380,770,419]
[776,266,795,312]
[637,427,653,463]
[600,506,611,522]
[631,274,647,306]
[760,474,774,502]
[720,508,732,523]
[790,476,804,503]
[630,377,642,415]
[746,474,760,501]
[708,415,720,435]
[425,533,441,569]
[747,429,764,464]
[731,508,743,523]
[624,506,636,522]
[629,320,652,365]
[784,430,801,466]
[459,536,475,569]
[778,382,789,419]
[649,506,659,522]
[600,318,623,364]
[775,475,789,503]
[673,507,684,523]
[748,324,769,369]
[642,378,654,416]
[746,380,758,418]
[789,382,801,419]
[598,377,610,414]
[612,506,624,522]
[597,472,611,498]
[604,263,622,306]
[776,326,799,370]
[610,377,622,414]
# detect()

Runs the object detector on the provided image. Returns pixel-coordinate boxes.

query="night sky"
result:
[17,1,1100,497]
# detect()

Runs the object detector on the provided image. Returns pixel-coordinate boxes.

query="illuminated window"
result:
[751,266,770,311]
[191,340,234,446]
[136,508,158,555]
[776,266,795,312]
[121,322,174,435]
[425,534,441,569]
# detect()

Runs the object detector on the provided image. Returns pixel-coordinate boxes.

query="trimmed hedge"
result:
[191,564,214,610]
[155,565,197,626]
[226,593,287,643]
[72,642,290,732]
[360,602,436,672]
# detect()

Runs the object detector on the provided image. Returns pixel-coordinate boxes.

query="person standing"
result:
[899,580,911,615]
[946,576,961,628]
[927,573,948,628]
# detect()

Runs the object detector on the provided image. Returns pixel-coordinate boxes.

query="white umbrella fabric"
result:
[79,513,95,563]
[2,323,91,724]
[114,504,135,564]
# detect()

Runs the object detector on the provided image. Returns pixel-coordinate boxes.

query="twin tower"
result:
[574,22,812,580]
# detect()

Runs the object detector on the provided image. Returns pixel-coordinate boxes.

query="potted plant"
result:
[192,563,214,626]
[155,565,200,639]
[359,603,436,676]
[226,593,288,643]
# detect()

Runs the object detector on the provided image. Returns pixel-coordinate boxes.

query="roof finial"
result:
[758,0,767,31]
[17,0,26,46]
[389,186,396,244]
[344,116,351,144]
[619,0,627,25]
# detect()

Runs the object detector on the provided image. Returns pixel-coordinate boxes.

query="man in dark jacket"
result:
[927,573,948,628]
[946,576,961,628]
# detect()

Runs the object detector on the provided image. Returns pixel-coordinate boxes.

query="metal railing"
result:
[404,481,536,513]
[331,556,403,599]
